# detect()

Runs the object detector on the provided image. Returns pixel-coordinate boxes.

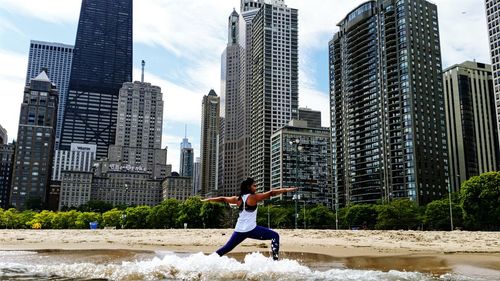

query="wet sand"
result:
[0,229,499,278]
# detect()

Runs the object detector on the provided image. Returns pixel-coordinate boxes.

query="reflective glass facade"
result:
[330,0,448,206]
[61,0,133,159]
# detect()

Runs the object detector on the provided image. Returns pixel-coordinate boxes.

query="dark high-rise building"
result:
[0,143,15,209]
[200,90,220,196]
[443,61,499,191]
[329,0,447,206]
[0,125,7,145]
[60,0,133,159]
[10,71,58,210]
[298,108,322,128]
[26,40,73,150]
[250,0,299,192]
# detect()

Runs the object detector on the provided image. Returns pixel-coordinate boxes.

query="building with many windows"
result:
[298,108,322,128]
[162,172,192,201]
[58,171,92,209]
[200,90,220,196]
[270,120,332,206]
[250,0,299,192]
[60,0,133,159]
[10,71,58,209]
[0,143,15,209]
[25,40,73,149]
[443,61,499,191]
[179,136,194,178]
[52,143,97,181]
[108,81,169,180]
[485,0,500,147]
[0,125,7,145]
[329,0,448,207]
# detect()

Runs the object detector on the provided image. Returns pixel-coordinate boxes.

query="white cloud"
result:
[0,49,27,142]
[0,0,80,24]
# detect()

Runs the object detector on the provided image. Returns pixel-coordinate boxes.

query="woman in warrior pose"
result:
[202,178,296,260]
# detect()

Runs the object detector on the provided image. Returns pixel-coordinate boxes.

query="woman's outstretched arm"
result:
[202,196,239,204]
[252,187,297,203]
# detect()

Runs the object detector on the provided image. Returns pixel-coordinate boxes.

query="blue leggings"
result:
[216,226,280,260]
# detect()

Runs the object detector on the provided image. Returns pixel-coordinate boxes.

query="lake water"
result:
[0,250,497,281]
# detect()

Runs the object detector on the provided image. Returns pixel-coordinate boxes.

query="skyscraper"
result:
[249,0,298,192]
[193,157,201,194]
[329,0,448,206]
[298,108,322,128]
[486,0,500,148]
[10,71,58,209]
[219,2,265,196]
[0,125,6,144]
[0,143,14,209]
[200,90,220,196]
[179,136,194,178]
[60,0,133,159]
[108,81,169,180]
[443,61,499,191]
[25,40,73,149]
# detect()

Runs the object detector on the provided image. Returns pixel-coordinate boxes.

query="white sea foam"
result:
[0,252,490,281]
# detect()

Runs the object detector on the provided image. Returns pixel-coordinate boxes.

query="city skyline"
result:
[0,0,490,172]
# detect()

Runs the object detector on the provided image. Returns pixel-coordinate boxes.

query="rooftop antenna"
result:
[141,60,145,82]
[184,124,187,138]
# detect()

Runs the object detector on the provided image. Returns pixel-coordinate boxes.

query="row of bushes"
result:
[0,172,498,230]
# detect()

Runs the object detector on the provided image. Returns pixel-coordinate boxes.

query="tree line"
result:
[0,171,498,231]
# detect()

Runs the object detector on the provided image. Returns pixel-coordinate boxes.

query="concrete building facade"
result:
[26,40,73,149]
[200,90,220,196]
[485,0,500,148]
[10,71,58,209]
[271,120,332,206]
[443,61,499,191]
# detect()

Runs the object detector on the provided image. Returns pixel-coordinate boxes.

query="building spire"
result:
[141,60,145,83]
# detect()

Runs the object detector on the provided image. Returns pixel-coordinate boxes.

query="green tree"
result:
[28,210,56,229]
[75,212,101,229]
[177,197,203,228]
[102,209,123,228]
[257,205,294,228]
[200,202,225,228]
[424,198,463,230]
[0,208,20,228]
[305,204,335,229]
[78,200,114,213]
[124,206,151,229]
[147,199,180,229]
[459,171,500,230]
[17,210,37,229]
[375,199,421,230]
[51,210,80,229]
[345,204,378,229]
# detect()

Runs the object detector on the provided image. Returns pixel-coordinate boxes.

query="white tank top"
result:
[234,194,258,232]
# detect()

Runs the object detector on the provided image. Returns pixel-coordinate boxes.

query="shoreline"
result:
[1,229,499,278]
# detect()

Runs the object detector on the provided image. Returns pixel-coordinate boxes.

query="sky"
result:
[0,0,491,172]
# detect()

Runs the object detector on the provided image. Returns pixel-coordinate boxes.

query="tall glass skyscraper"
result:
[25,41,73,150]
[60,0,133,159]
[329,0,448,206]
[485,0,500,148]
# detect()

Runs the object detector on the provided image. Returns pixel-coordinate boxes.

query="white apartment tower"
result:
[26,40,74,150]
[249,0,299,191]
[108,81,169,180]
[486,0,500,149]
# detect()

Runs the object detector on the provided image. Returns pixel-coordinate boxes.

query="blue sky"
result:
[0,0,490,172]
